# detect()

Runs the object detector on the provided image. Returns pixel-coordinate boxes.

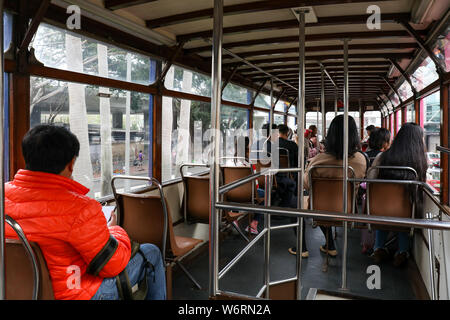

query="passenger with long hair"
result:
[289,115,367,257]
[368,122,427,267]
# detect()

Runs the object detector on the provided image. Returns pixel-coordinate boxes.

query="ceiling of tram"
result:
[80,0,450,110]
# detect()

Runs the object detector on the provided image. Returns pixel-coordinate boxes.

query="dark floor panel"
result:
[172,217,417,300]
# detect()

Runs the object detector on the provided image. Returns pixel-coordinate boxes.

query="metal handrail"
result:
[5,215,39,300]
[215,202,450,231]
[437,146,450,154]
[111,175,168,262]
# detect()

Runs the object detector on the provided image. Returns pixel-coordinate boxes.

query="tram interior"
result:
[3,0,450,300]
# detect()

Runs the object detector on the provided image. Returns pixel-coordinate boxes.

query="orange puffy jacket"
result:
[4,170,131,300]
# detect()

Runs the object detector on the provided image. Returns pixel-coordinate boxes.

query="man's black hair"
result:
[22,124,80,174]
[260,123,277,137]
[277,124,289,135]
[366,125,376,132]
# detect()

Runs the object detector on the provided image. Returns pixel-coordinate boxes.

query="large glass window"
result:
[287,116,296,130]
[398,80,414,101]
[411,55,439,92]
[274,113,285,125]
[390,94,400,108]
[274,100,287,112]
[406,103,415,123]
[165,65,211,98]
[254,93,271,109]
[431,24,450,72]
[161,97,249,181]
[395,110,401,134]
[223,83,251,105]
[253,110,269,142]
[32,23,154,86]
[30,77,151,200]
[421,91,441,193]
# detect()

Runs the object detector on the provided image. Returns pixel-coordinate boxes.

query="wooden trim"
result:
[188,31,425,55]
[223,43,417,60]
[223,53,413,68]
[177,13,411,42]
[9,73,30,178]
[104,0,157,10]
[146,0,395,29]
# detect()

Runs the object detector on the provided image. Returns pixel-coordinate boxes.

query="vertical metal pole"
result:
[334,86,338,117]
[341,38,350,291]
[427,212,437,300]
[209,0,223,298]
[296,10,307,300]
[270,78,274,131]
[321,65,326,139]
[264,174,272,298]
[0,1,5,300]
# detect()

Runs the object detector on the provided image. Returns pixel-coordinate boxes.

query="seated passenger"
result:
[365,128,391,165]
[278,124,299,169]
[4,125,166,300]
[368,123,427,267]
[235,135,263,235]
[250,123,277,161]
[362,125,376,152]
[303,115,367,257]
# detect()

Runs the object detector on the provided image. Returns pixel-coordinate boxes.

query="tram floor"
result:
[172,216,419,300]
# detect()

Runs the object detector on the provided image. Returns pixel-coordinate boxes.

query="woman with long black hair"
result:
[368,122,428,267]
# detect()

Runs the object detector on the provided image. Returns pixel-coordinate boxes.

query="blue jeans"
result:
[374,230,409,254]
[91,243,166,300]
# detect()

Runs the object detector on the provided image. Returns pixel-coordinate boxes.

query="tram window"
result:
[274,114,284,125]
[165,64,211,98]
[31,23,155,86]
[348,111,360,134]
[161,97,249,181]
[222,83,252,105]
[390,94,400,108]
[431,24,450,72]
[389,113,394,136]
[395,110,401,134]
[254,93,271,109]
[274,100,287,112]
[288,105,296,115]
[364,111,381,131]
[253,110,269,141]
[420,91,441,192]
[398,80,414,101]
[306,111,322,139]
[287,116,296,130]
[406,104,415,123]
[411,54,439,92]
[30,77,152,200]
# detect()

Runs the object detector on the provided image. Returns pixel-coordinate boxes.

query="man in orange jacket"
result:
[5,125,166,300]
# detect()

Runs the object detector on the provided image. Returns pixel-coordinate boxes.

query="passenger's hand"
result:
[108,209,117,227]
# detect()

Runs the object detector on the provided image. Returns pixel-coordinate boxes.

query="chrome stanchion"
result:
[209,0,223,298]
[296,9,307,300]
[341,38,350,291]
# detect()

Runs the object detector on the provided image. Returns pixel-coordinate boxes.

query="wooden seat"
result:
[367,182,415,234]
[308,166,356,272]
[221,165,261,241]
[309,166,357,227]
[113,177,203,299]
[366,166,418,235]
[5,237,54,300]
[183,174,210,224]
